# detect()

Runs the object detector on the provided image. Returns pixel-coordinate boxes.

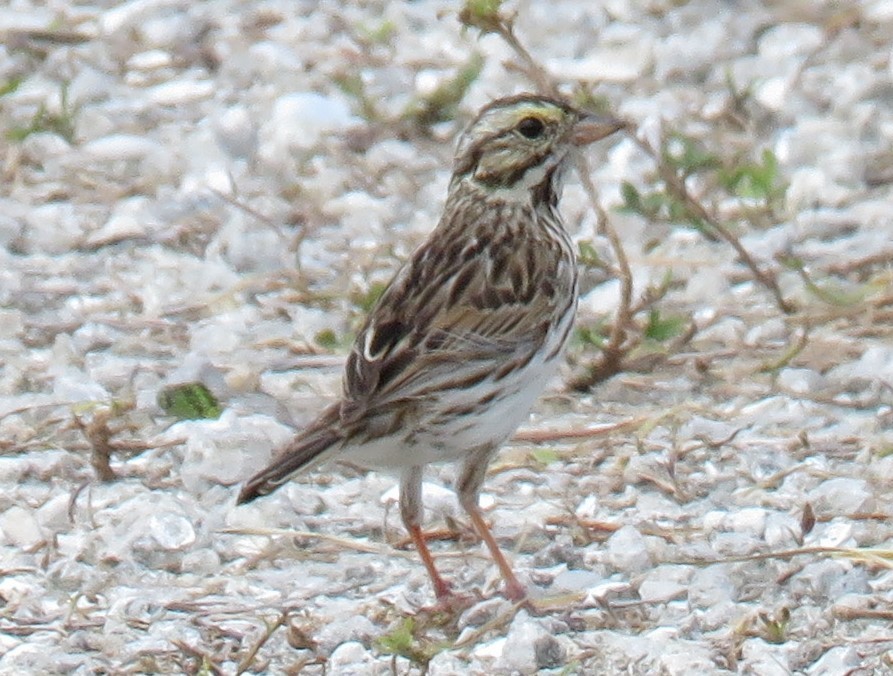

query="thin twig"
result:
[512,416,648,443]
[576,156,635,377]
[631,134,794,314]
[236,611,289,675]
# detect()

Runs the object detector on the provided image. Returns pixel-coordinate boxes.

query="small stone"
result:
[757,23,824,60]
[547,26,652,83]
[744,317,787,346]
[257,92,357,166]
[755,76,790,112]
[808,478,874,516]
[764,512,801,548]
[213,105,257,160]
[427,652,472,675]
[22,202,85,254]
[379,482,494,519]
[0,505,44,548]
[173,411,294,492]
[688,565,735,608]
[126,49,173,70]
[740,639,791,676]
[606,525,652,573]
[82,134,161,161]
[495,611,564,673]
[550,568,603,593]
[638,565,692,603]
[809,521,855,548]
[316,616,377,653]
[146,79,215,106]
[534,634,565,669]
[790,559,869,599]
[84,196,151,247]
[725,507,767,537]
[327,641,375,672]
[179,548,220,575]
[776,368,826,396]
[807,645,861,675]
[35,494,71,531]
[148,511,196,551]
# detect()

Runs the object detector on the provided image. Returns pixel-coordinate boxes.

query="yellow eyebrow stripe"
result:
[507,103,564,125]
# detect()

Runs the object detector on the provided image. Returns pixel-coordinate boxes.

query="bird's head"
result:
[452,94,624,199]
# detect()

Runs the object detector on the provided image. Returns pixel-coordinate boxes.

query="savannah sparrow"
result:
[238,94,623,602]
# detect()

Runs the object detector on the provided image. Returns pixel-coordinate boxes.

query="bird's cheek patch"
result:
[474,147,521,187]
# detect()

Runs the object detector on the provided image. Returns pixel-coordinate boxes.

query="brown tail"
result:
[237,404,343,504]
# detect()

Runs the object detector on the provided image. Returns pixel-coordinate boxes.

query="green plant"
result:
[8,82,77,142]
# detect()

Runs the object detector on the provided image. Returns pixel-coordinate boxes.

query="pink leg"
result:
[465,504,526,601]
[407,523,453,600]
[457,446,527,601]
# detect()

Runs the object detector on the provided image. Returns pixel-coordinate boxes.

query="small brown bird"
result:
[238,94,623,602]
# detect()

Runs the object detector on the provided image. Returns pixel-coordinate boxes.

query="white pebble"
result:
[865,0,893,22]
[754,75,790,112]
[606,525,652,573]
[638,565,691,603]
[100,0,180,34]
[496,611,566,672]
[148,511,196,551]
[173,411,294,492]
[0,505,44,548]
[82,134,161,161]
[317,617,377,653]
[146,79,215,106]
[326,641,370,670]
[547,27,652,83]
[550,568,604,592]
[725,508,767,536]
[688,565,734,608]
[127,49,173,71]
[260,92,356,155]
[23,202,85,253]
[85,196,151,247]
[808,478,874,516]
[757,23,824,60]
[776,368,825,395]
[807,646,861,676]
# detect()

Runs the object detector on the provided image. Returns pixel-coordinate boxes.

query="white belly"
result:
[344,308,573,470]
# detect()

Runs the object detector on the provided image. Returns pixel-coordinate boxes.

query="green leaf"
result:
[576,325,607,348]
[759,607,790,644]
[359,19,397,44]
[779,254,867,306]
[458,0,505,32]
[355,281,388,313]
[619,181,642,213]
[577,239,602,267]
[314,328,339,349]
[7,83,77,143]
[531,447,559,465]
[377,618,415,655]
[661,133,720,176]
[332,73,378,121]
[157,382,222,420]
[644,309,686,342]
[375,617,450,667]
[403,53,484,126]
[0,76,22,98]
[719,149,785,202]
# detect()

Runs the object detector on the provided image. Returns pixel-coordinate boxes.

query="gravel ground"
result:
[3,0,893,674]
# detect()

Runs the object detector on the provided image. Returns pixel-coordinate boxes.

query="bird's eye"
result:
[517,116,545,139]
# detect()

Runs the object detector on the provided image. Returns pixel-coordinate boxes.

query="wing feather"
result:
[340,206,574,426]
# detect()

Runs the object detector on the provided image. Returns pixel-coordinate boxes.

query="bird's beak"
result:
[571,113,626,146]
